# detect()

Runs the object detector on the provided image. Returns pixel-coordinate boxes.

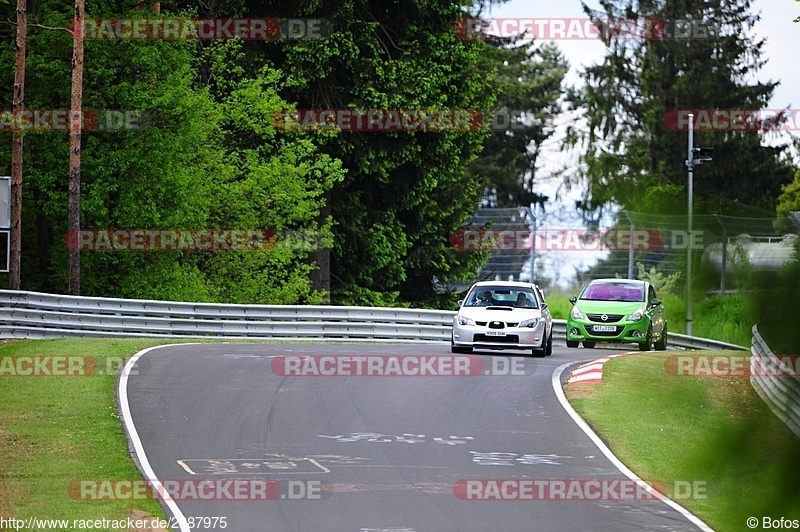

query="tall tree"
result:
[466,38,568,209]
[572,0,795,217]
[9,0,26,290]
[0,0,345,303]
[67,0,83,294]
[240,0,495,306]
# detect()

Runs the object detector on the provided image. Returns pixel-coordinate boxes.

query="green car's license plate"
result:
[591,325,616,332]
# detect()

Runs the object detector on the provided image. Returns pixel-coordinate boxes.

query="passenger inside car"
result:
[515,293,530,307]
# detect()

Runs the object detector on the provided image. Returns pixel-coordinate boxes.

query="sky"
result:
[481,0,799,288]
[486,0,798,112]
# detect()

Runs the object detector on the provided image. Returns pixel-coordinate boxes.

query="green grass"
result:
[567,351,800,531]
[544,290,574,320]
[0,338,194,526]
[0,337,353,525]
[691,295,754,347]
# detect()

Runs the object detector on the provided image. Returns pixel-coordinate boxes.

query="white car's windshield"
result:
[464,287,539,308]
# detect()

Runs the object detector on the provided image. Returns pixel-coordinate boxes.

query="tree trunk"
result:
[9,0,27,290]
[309,191,332,302]
[68,0,84,295]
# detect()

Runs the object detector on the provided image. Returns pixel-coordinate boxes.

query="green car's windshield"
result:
[580,282,644,302]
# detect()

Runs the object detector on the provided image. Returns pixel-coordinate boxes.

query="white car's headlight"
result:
[627,308,644,322]
[570,306,584,320]
[458,316,476,326]
[518,318,540,328]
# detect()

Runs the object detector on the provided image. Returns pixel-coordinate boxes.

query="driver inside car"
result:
[476,290,494,306]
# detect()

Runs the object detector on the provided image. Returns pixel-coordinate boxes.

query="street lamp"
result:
[518,204,537,283]
[684,113,713,335]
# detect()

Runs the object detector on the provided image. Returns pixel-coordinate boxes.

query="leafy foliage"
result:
[243,0,498,305]
[571,0,795,217]
[635,261,681,295]
[776,168,800,218]
[1,1,344,303]
[466,39,568,208]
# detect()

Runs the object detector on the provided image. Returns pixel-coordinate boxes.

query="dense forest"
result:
[1,0,797,306]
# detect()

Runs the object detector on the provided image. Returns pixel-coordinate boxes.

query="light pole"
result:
[686,113,694,336]
[792,212,800,297]
[685,115,713,335]
[621,210,634,279]
[519,204,537,283]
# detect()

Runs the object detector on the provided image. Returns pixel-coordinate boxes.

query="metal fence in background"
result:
[611,212,798,294]
[456,208,799,293]
[458,207,530,287]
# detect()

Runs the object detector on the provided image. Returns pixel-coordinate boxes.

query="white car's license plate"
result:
[485,331,507,337]
[591,325,616,332]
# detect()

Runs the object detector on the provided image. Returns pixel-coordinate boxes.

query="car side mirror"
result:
[651,298,661,307]
[542,303,548,309]
[457,299,464,307]
[569,296,577,305]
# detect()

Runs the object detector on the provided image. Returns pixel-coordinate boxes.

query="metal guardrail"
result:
[750,325,800,438]
[0,290,744,351]
[668,331,748,351]
[0,290,456,342]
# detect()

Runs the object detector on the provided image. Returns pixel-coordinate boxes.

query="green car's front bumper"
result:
[566,317,651,344]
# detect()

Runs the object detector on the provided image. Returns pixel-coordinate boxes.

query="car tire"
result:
[639,326,653,351]
[583,341,595,348]
[566,340,579,348]
[654,324,667,351]
[532,334,547,357]
[451,334,473,354]
[545,332,553,356]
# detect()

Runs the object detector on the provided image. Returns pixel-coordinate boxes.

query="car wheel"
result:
[531,335,546,357]
[545,332,553,356]
[654,324,667,351]
[639,326,653,351]
[451,334,472,354]
[583,341,595,348]
[566,340,579,348]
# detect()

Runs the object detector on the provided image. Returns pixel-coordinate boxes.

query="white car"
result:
[451,281,553,357]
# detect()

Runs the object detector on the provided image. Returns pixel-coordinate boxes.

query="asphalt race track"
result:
[119,343,708,532]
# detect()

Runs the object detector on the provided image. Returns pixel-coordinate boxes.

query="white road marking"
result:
[552,361,713,532]
[119,344,197,532]
[176,460,196,475]
[176,457,330,474]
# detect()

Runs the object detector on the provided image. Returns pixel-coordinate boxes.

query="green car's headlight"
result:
[518,318,539,328]
[627,308,644,322]
[570,306,584,320]
[458,316,476,326]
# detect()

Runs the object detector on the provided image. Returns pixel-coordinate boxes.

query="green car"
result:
[566,279,667,351]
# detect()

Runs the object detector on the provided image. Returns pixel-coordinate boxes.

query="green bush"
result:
[692,294,753,347]
[665,293,752,347]
[544,290,574,320]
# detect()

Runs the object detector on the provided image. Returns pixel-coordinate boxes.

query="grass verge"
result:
[0,338,195,528]
[566,351,800,531]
